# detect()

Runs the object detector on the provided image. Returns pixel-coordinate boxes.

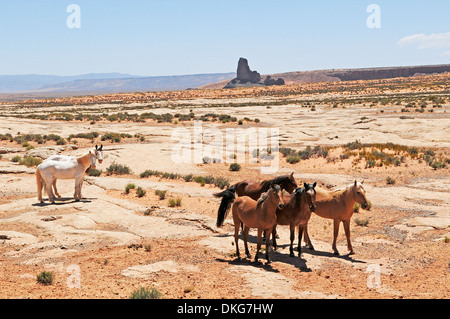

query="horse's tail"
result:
[36,166,43,202]
[214,185,237,227]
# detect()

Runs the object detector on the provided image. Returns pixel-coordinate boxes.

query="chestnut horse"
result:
[272,182,317,257]
[223,184,285,264]
[300,181,369,255]
[214,173,297,227]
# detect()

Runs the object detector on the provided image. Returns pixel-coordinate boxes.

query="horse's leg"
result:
[234,219,241,260]
[45,180,55,204]
[297,224,304,257]
[255,228,263,263]
[39,180,44,203]
[343,219,355,255]
[52,179,61,198]
[303,223,315,251]
[289,224,295,257]
[271,225,278,250]
[79,179,84,199]
[265,228,272,264]
[74,177,82,201]
[332,219,340,255]
[242,226,251,259]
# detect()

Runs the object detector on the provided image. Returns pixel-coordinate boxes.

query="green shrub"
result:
[20,156,42,167]
[129,287,162,299]
[125,183,136,194]
[183,174,193,182]
[203,175,215,184]
[431,161,446,170]
[386,177,396,185]
[279,147,295,157]
[168,197,182,207]
[106,163,132,175]
[229,163,241,171]
[155,189,167,200]
[286,154,301,164]
[36,271,54,285]
[88,168,102,177]
[194,176,206,186]
[11,155,21,163]
[214,177,230,190]
[136,187,146,198]
[355,217,369,227]
[140,170,162,178]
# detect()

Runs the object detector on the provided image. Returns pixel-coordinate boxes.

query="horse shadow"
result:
[215,233,311,272]
[32,197,94,207]
[216,232,366,272]
[301,247,367,264]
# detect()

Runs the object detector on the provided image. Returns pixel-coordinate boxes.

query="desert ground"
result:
[0,74,449,299]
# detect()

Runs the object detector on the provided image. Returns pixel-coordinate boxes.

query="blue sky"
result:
[0,0,449,76]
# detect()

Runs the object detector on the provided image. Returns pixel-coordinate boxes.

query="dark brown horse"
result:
[272,182,317,257]
[215,173,297,227]
[228,184,285,263]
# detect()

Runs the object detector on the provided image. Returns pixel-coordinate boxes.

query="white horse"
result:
[36,145,103,204]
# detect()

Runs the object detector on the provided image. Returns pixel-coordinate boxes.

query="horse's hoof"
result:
[333,251,340,256]
[246,254,251,259]
[348,251,355,255]
[289,252,295,257]
[266,260,272,265]
[75,198,80,202]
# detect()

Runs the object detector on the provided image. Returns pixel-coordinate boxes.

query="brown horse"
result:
[225,184,285,264]
[214,173,297,227]
[272,182,317,257]
[300,181,369,255]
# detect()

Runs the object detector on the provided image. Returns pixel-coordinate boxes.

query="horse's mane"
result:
[260,175,291,192]
[293,187,305,209]
[256,191,269,209]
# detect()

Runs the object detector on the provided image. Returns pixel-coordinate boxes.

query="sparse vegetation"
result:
[386,177,396,185]
[106,163,132,175]
[88,168,102,177]
[355,217,369,227]
[155,189,167,200]
[229,163,241,171]
[168,197,182,207]
[36,271,54,285]
[129,287,162,299]
[136,187,146,198]
[125,183,136,194]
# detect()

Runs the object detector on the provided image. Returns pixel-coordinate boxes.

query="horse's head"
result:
[303,182,317,212]
[270,184,285,210]
[352,180,369,210]
[94,145,104,164]
[283,172,298,194]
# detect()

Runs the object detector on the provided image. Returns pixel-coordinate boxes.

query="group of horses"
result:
[214,173,369,264]
[34,145,369,265]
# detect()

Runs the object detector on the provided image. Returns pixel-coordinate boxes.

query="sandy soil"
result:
[0,77,449,299]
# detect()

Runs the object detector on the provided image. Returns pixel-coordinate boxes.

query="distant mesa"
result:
[224,58,285,89]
